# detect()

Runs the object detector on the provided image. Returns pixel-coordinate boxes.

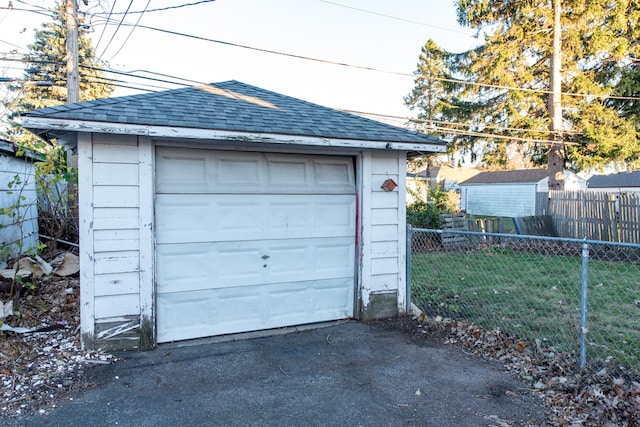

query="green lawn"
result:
[411,247,640,369]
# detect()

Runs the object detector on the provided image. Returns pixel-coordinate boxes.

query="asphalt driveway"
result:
[16,320,548,426]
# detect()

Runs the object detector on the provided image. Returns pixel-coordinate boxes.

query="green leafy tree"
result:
[2,0,113,150]
[408,0,640,172]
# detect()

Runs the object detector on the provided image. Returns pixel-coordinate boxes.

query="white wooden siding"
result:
[80,133,143,348]
[0,152,38,261]
[462,183,538,217]
[359,151,406,315]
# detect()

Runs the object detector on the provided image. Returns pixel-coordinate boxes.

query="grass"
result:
[467,215,517,234]
[411,246,640,369]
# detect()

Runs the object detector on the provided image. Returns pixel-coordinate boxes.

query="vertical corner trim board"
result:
[78,132,95,348]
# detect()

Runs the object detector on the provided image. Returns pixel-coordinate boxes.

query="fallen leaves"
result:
[411,315,640,426]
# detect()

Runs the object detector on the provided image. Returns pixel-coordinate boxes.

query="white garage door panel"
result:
[156,237,355,293]
[156,147,355,194]
[155,149,356,343]
[155,194,356,244]
[157,278,354,342]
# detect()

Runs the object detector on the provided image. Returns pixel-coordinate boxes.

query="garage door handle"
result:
[261,255,270,260]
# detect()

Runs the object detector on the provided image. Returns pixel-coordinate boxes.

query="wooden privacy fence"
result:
[548,190,640,243]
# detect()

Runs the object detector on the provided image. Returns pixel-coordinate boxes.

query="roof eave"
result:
[22,116,446,153]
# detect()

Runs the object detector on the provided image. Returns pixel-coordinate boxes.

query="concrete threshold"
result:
[158,319,352,349]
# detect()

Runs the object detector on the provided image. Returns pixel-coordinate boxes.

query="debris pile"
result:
[0,253,112,417]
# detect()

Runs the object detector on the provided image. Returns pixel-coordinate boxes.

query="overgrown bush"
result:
[407,200,441,229]
[407,184,459,229]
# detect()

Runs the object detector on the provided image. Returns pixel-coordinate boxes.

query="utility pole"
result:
[65,0,80,228]
[548,0,564,190]
[65,0,79,103]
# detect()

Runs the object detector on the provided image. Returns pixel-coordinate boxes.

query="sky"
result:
[1,0,480,123]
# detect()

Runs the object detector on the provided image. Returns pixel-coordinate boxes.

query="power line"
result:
[108,0,151,61]
[316,0,475,36]
[86,17,640,102]
[97,0,133,60]
[92,0,117,54]
[5,2,640,103]
[344,109,582,135]
[0,5,55,19]
[91,0,217,15]
[90,19,409,76]
[342,109,583,145]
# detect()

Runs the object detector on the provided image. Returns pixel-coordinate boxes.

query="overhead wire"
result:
[107,0,151,61]
[2,3,638,147]
[0,57,627,146]
[92,0,117,55]
[6,1,640,103]
[342,110,582,145]
[86,16,640,102]
[1,0,60,119]
[316,0,475,36]
[97,0,133,60]
[343,109,582,135]
[91,0,217,15]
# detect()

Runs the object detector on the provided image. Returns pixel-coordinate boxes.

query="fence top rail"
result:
[409,226,640,249]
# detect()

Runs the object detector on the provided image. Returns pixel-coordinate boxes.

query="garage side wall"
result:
[79,133,151,350]
[360,150,407,319]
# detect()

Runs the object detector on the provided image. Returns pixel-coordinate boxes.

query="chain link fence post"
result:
[406,224,413,314]
[580,240,589,368]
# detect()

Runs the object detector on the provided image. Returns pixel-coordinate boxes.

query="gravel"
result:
[1,275,114,418]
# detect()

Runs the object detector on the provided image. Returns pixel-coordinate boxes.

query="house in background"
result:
[406,163,480,204]
[459,169,586,217]
[22,80,445,350]
[0,139,40,265]
[587,171,640,193]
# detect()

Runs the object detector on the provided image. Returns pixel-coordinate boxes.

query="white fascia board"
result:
[22,117,446,153]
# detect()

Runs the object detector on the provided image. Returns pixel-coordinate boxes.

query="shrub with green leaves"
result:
[407,184,459,229]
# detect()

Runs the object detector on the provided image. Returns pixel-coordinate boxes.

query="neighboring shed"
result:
[22,80,445,350]
[0,139,40,264]
[587,171,640,193]
[459,168,586,217]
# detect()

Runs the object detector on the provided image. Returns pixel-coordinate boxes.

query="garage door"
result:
[155,147,356,342]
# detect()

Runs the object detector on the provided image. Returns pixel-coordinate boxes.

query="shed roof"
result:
[22,80,444,151]
[588,171,640,188]
[409,165,481,183]
[460,169,549,185]
[0,138,43,161]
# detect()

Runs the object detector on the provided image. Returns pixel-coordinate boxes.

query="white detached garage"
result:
[23,81,444,350]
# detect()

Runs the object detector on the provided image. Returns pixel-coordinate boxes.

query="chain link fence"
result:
[408,227,640,374]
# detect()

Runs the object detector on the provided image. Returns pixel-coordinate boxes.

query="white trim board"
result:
[22,117,446,153]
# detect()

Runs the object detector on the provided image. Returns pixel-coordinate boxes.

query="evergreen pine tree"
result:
[2,1,113,150]
[408,0,640,171]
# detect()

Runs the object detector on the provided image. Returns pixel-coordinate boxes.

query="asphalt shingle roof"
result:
[23,80,444,145]
[587,171,640,188]
[460,169,549,185]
